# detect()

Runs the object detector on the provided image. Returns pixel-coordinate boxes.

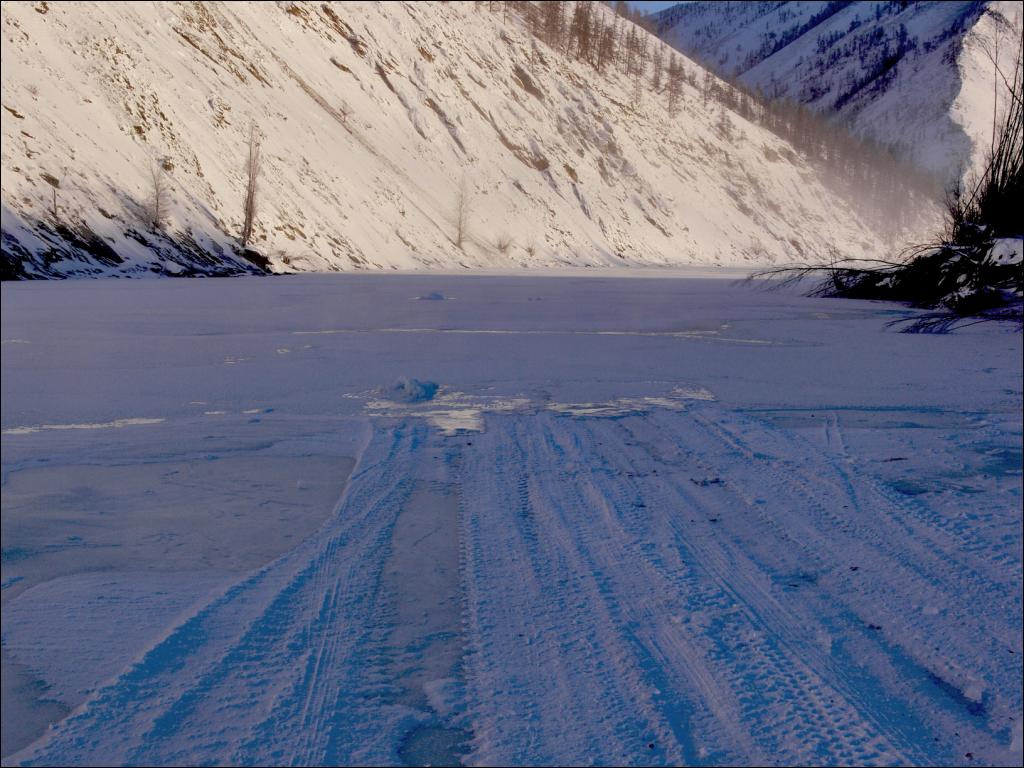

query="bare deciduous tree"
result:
[147,160,169,230]
[454,175,471,250]
[241,123,262,247]
[41,170,63,227]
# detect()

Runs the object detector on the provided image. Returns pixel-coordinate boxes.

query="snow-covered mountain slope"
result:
[1,1,917,278]
[655,1,1021,183]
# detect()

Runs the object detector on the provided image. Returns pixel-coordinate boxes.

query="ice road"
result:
[2,274,1021,766]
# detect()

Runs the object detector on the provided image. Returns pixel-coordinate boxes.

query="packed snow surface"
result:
[1,274,1022,766]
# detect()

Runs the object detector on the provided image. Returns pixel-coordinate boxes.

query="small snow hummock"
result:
[386,377,439,402]
[990,238,1022,265]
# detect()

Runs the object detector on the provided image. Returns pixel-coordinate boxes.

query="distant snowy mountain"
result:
[0,1,929,278]
[655,1,1021,183]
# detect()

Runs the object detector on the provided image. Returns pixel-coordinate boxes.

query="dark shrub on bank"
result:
[757,30,1022,333]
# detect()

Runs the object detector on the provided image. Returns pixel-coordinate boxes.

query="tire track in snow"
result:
[12,423,432,767]
[9,402,1018,766]
[546,412,914,766]
[458,404,1016,765]
[686,409,1021,681]
[460,415,696,766]
[595,413,932,765]
[667,407,1020,762]
[686,407,1014,633]
[818,411,1019,591]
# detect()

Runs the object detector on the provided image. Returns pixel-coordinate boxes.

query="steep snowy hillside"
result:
[1,1,911,278]
[656,1,1020,183]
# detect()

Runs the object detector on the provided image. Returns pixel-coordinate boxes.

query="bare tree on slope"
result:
[241,123,262,248]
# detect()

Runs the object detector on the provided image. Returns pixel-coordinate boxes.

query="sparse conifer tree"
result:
[667,55,684,117]
[595,14,616,73]
[718,104,733,140]
[569,1,594,62]
[651,43,664,92]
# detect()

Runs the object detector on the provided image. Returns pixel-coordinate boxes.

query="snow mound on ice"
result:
[990,238,1022,266]
[386,378,439,403]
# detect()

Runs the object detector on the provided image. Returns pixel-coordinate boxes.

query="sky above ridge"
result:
[628,1,684,14]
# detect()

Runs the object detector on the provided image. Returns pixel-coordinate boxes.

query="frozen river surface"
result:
[2,274,1022,766]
